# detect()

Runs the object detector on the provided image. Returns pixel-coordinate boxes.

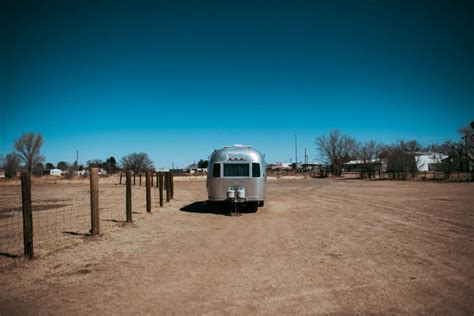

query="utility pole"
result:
[294,134,298,166]
[464,136,468,172]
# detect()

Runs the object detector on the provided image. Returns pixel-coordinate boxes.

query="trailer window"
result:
[212,163,221,177]
[252,163,261,177]
[223,163,249,177]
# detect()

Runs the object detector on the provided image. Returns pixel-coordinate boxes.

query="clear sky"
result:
[1,0,473,168]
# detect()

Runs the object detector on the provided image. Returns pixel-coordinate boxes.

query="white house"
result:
[268,162,292,170]
[75,170,87,176]
[416,153,448,172]
[50,168,63,176]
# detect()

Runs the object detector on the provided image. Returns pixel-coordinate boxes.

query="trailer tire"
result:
[246,202,258,213]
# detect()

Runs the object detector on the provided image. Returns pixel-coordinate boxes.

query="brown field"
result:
[1,178,473,314]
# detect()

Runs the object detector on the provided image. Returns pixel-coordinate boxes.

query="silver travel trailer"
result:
[207,145,266,215]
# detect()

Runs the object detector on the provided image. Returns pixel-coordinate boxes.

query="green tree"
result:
[197,159,209,168]
[57,161,69,171]
[104,156,119,173]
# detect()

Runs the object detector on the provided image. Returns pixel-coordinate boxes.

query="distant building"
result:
[75,170,87,176]
[50,168,63,176]
[267,162,292,171]
[301,163,323,171]
[415,153,448,172]
[344,159,381,172]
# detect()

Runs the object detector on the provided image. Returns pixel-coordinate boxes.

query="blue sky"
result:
[1,0,473,168]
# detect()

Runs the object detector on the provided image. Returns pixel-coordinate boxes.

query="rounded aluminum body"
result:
[207,145,266,202]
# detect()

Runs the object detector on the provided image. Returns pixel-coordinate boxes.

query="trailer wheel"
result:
[246,202,258,213]
[258,201,264,207]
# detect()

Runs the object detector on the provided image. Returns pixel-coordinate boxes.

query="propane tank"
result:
[227,188,235,199]
[237,187,245,199]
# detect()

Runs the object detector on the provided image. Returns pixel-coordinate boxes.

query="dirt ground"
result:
[0,178,473,314]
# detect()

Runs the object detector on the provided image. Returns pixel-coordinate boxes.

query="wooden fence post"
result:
[126,171,132,222]
[119,172,123,185]
[158,171,164,207]
[139,172,142,186]
[90,168,100,235]
[166,171,171,202]
[146,170,151,213]
[21,172,33,259]
[170,172,174,199]
[133,172,136,186]
[151,172,154,187]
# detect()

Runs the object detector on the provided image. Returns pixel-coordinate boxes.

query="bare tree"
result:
[354,140,382,179]
[14,132,45,172]
[458,123,474,179]
[120,152,154,173]
[87,159,104,169]
[4,153,21,178]
[33,162,45,176]
[315,130,355,177]
[380,140,418,179]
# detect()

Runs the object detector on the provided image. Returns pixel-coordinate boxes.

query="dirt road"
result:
[1,179,473,314]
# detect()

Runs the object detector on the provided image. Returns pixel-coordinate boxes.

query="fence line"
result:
[266,169,473,181]
[0,170,174,259]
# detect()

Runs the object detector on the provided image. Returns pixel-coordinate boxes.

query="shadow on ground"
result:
[180,201,225,215]
[180,201,257,216]
[0,252,19,258]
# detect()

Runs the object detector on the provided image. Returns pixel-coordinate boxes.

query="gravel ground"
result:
[0,178,473,314]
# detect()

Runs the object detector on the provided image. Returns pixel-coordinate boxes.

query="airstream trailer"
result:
[207,145,266,215]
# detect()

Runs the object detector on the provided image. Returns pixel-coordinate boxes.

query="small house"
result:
[415,153,448,172]
[50,168,63,176]
[75,170,87,176]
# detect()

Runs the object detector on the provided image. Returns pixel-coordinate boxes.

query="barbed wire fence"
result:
[267,169,472,181]
[0,184,23,257]
[0,169,174,259]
